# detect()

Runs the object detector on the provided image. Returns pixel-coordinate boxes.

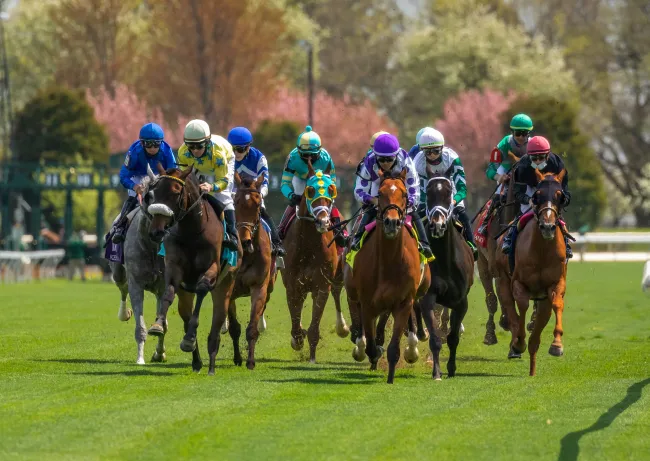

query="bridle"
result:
[148,174,205,231]
[378,176,407,225]
[235,187,261,236]
[425,176,455,224]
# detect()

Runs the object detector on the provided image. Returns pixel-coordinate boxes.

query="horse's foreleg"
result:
[386,300,413,384]
[148,266,180,337]
[548,278,566,358]
[307,287,331,363]
[177,289,201,373]
[207,276,235,376]
[287,284,308,352]
[127,282,147,365]
[332,279,349,338]
[376,311,390,348]
[528,298,553,376]
[227,299,242,367]
[151,293,167,363]
[362,308,381,371]
[511,280,530,358]
[447,298,468,378]
[181,263,218,353]
[420,293,443,380]
[478,254,498,344]
[413,302,429,342]
[246,284,268,370]
[496,273,519,358]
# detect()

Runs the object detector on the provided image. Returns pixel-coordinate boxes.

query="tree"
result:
[12,87,109,163]
[504,95,606,229]
[434,89,517,212]
[252,120,302,164]
[391,1,576,137]
[248,86,398,167]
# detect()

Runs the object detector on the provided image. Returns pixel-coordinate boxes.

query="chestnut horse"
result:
[494,169,568,376]
[230,172,278,370]
[344,168,431,384]
[419,171,474,379]
[145,165,242,375]
[280,162,347,363]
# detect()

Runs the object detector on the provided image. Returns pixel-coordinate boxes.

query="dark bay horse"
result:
[494,169,568,376]
[419,170,474,379]
[344,168,431,384]
[280,162,345,362]
[230,172,278,370]
[145,164,242,375]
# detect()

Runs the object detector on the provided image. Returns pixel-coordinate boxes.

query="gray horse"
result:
[109,167,167,364]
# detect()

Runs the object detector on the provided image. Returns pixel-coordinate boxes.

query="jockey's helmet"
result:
[510,113,533,131]
[184,119,211,143]
[139,122,164,141]
[373,133,400,157]
[416,126,434,145]
[296,125,322,158]
[227,127,253,146]
[370,131,389,147]
[419,128,445,149]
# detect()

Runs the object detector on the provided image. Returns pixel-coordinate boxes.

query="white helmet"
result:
[419,128,445,148]
[416,126,434,145]
[184,119,211,143]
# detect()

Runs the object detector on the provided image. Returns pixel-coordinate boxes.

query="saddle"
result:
[473,199,494,248]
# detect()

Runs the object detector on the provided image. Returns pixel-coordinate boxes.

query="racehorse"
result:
[280,161,347,363]
[145,164,242,375]
[474,153,520,345]
[229,172,278,370]
[108,166,167,365]
[418,169,474,379]
[494,169,568,376]
[344,167,431,384]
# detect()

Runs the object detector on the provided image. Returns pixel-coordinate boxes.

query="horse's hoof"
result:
[508,348,522,359]
[118,305,132,322]
[404,347,419,364]
[233,356,243,366]
[290,337,304,351]
[246,360,255,370]
[136,357,145,365]
[208,369,215,376]
[192,363,202,373]
[352,347,366,362]
[151,352,166,363]
[549,345,564,357]
[483,332,498,346]
[180,338,196,353]
[147,324,165,337]
[417,328,429,342]
[258,316,267,332]
[335,321,350,338]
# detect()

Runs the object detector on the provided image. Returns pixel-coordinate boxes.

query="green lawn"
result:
[1,262,649,461]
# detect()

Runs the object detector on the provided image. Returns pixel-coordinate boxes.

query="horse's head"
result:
[146,163,198,243]
[303,160,336,233]
[425,164,454,238]
[377,167,408,238]
[234,172,264,254]
[532,168,566,240]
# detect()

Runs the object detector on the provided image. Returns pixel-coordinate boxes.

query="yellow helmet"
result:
[370,131,389,147]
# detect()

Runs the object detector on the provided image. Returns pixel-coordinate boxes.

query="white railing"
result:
[0,249,66,283]
[572,232,650,263]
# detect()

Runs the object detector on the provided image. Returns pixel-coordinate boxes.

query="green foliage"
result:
[504,95,606,229]
[11,87,109,163]
[252,119,302,164]
[41,190,121,233]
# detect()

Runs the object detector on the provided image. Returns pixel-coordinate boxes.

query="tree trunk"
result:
[633,206,650,227]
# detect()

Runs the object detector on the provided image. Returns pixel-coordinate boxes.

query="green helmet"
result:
[510,114,533,131]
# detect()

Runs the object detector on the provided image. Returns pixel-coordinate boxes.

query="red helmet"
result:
[527,136,551,155]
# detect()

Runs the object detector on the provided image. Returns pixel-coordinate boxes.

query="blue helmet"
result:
[227,127,253,146]
[139,122,164,141]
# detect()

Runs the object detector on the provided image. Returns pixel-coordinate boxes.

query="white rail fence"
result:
[0,250,66,283]
[572,232,650,262]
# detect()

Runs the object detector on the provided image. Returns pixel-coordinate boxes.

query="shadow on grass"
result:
[558,377,650,461]
[263,371,418,385]
[72,370,175,377]
[458,355,502,363]
[268,364,364,372]
[34,358,123,365]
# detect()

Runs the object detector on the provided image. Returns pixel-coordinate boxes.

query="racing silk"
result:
[486,134,529,181]
[119,140,177,191]
[413,146,467,206]
[178,134,235,192]
[280,148,337,199]
[234,146,269,197]
[354,148,419,207]
[408,144,419,159]
[513,152,570,206]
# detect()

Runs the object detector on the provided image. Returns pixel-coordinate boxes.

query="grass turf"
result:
[1,262,649,461]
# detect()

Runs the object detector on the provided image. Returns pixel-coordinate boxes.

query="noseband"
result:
[425,177,455,224]
[378,177,407,224]
[149,174,204,230]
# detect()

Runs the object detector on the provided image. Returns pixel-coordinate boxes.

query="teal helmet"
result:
[510,114,533,131]
[296,125,322,157]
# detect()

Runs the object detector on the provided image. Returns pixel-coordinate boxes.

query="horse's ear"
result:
[180,164,194,179]
[307,158,316,178]
[253,174,265,191]
[235,172,242,187]
[328,183,337,199]
[156,162,166,175]
[534,167,544,183]
[147,164,157,181]
[400,166,408,180]
[305,186,315,200]
[556,168,566,184]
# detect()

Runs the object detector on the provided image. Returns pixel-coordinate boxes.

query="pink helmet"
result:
[528,136,551,155]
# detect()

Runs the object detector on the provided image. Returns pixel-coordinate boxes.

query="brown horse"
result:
[230,172,277,370]
[474,154,520,345]
[145,165,242,375]
[280,162,344,363]
[494,169,568,376]
[344,168,431,384]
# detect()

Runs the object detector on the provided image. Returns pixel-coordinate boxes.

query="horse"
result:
[108,167,167,365]
[474,154,520,345]
[344,167,431,384]
[418,169,474,379]
[494,169,568,376]
[145,164,242,375]
[229,172,278,370]
[279,161,348,363]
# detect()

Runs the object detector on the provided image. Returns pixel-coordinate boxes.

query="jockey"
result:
[477,113,534,237]
[408,126,434,159]
[351,133,434,259]
[178,119,239,250]
[280,125,347,247]
[413,128,478,260]
[227,126,286,257]
[501,135,572,258]
[112,122,177,244]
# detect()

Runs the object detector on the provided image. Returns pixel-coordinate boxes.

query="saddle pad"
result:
[104,240,124,264]
[473,199,492,248]
[516,211,535,232]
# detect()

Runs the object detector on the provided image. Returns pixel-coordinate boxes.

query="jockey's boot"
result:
[112,197,138,244]
[502,225,517,255]
[477,195,498,237]
[350,208,376,251]
[565,236,573,260]
[260,207,286,257]
[410,211,434,260]
[223,209,240,251]
[457,208,478,261]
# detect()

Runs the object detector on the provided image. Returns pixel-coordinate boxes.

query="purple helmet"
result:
[373,133,400,157]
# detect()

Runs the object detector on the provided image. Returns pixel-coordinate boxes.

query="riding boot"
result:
[260,207,286,257]
[502,223,518,274]
[410,211,434,260]
[457,209,478,261]
[350,207,376,251]
[111,196,138,244]
[223,209,239,251]
[477,195,498,237]
[565,235,573,260]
